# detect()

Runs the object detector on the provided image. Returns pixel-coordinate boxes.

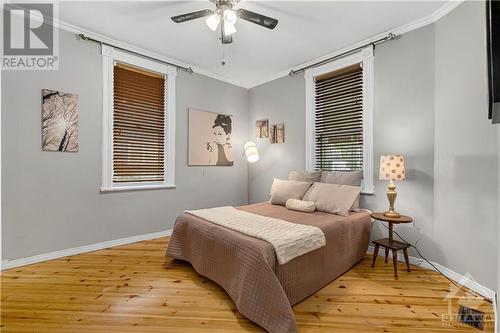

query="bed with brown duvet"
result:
[167,202,372,333]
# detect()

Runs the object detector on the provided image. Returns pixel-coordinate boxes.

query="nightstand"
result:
[371,212,413,278]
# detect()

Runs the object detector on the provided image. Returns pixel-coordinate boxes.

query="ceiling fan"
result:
[171,0,278,44]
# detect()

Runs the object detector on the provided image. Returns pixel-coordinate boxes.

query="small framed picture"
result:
[270,123,284,144]
[256,119,269,138]
[42,89,79,152]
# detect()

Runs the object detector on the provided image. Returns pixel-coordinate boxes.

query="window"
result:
[113,64,165,183]
[305,46,374,193]
[101,45,176,191]
[314,64,363,171]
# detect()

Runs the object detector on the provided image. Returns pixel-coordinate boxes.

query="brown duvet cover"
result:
[166,202,372,333]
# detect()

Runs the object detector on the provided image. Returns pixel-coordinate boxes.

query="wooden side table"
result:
[371,212,413,278]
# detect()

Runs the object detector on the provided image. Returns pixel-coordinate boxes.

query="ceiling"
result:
[59,1,448,88]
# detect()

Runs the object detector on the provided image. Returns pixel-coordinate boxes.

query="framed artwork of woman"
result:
[188,108,234,166]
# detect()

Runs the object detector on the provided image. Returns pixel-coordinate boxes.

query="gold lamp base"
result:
[384,180,401,218]
[383,209,401,218]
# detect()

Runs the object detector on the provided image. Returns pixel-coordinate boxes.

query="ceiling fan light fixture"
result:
[223,9,237,25]
[205,13,220,31]
[223,21,237,36]
[170,3,278,45]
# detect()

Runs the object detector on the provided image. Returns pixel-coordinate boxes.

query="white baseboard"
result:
[495,294,498,333]
[1,229,172,270]
[367,245,496,301]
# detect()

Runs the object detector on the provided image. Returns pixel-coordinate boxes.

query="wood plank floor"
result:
[0,237,494,332]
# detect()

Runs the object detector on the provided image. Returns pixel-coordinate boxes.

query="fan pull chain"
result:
[221,44,226,66]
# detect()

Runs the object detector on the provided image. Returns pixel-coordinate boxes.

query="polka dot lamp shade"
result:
[379,155,405,181]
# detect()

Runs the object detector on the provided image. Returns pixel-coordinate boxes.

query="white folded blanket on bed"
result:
[186,206,326,264]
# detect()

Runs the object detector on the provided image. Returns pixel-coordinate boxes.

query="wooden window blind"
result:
[113,63,166,183]
[314,64,363,171]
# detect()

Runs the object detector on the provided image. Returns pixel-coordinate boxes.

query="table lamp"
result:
[379,155,405,218]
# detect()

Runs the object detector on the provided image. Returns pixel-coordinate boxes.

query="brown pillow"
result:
[302,183,361,216]
[320,170,362,211]
[288,170,322,182]
[269,179,312,206]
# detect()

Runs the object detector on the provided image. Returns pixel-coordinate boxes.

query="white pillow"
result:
[269,179,312,206]
[320,171,362,212]
[303,183,361,216]
[285,199,316,213]
[320,170,362,186]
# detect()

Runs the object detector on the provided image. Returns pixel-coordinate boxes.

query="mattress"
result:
[166,202,372,333]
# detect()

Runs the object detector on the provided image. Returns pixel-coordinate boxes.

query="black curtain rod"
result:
[77,33,194,73]
[289,33,397,76]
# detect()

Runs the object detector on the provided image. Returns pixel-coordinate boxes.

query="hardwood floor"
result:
[0,237,494,332]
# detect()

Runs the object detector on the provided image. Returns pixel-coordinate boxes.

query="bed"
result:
[166,202,372,333]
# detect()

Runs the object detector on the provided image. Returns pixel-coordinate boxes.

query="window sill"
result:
[100,184,176,193]
[361,184,375,195]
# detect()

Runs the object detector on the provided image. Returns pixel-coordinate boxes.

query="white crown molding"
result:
[10,0,463,90]
[1,229,173,270]
[246,0,464,89]
[27,11,251,88]
[367,245,496,301]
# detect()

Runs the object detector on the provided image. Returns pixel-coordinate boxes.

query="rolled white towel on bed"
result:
[285,199,316,213]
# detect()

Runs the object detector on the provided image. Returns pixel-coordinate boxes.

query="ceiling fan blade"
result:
[171,9,213,23]
[237,9,278,30]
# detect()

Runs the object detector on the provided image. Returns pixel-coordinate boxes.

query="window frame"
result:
[305,46,374,194]
[101,45,176,192]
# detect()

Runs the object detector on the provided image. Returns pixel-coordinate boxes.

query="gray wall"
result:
[248,1,499,290]
[248,74,305,203]
[433,1,498,289]
[364,24,436,259]
[2,29,249,261]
